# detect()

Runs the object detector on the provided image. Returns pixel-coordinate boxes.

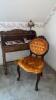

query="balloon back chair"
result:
[16,36,49,91]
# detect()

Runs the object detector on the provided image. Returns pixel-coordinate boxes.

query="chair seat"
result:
[17,56,45,74]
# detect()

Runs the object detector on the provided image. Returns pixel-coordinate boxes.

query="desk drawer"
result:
[3,43,29,52]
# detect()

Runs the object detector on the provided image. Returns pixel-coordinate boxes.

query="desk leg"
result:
[2,49,8,75]
[3,62,7,75]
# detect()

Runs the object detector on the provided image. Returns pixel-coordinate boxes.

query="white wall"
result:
[0,0,56,23]
[44,11,56,71]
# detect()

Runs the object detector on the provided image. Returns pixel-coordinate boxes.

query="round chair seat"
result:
[17,56,45,74]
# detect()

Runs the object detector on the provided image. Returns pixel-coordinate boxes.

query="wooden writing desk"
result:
[0,29,36,74]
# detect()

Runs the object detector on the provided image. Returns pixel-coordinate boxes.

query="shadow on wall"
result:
[45,43,56,71]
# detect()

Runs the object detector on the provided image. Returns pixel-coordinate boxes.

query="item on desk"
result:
[24,38,31,43]
[14,40,24,44]
[5,40,24,45]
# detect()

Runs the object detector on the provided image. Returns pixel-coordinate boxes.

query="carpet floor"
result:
[0,62,56,100]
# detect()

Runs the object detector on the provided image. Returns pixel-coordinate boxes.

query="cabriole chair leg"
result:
[17,65,20,81]
[35,73,41,91]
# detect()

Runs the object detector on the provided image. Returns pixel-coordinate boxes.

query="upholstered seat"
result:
[16,36,49,91]
[17,55,44,74]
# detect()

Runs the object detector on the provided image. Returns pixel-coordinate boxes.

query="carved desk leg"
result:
[35,73,41,91]
[17,65,20,81]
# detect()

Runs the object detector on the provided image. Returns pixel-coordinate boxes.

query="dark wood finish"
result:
[17,65,20,81]
[0,29,36,74]
[35,73,41,91]
[3,43,29,52]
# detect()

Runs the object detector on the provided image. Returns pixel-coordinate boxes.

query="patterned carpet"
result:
[0,62,56,100]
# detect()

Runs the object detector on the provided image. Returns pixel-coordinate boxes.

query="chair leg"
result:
[35,73,41,91]
[40,72,43,77]
[17,65,20,81]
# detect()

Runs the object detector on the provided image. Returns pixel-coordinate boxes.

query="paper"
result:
[5,40,24,45]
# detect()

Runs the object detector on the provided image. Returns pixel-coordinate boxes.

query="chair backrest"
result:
[30,36,49,56]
